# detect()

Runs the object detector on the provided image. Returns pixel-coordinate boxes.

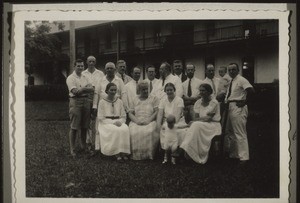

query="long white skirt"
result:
[129,121,159,160]
[180,121,222,164]
[96,122,131,156]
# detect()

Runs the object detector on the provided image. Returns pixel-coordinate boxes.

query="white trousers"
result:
[224,103,249,161]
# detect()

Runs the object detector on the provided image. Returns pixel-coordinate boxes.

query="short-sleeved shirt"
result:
[159,96,184,119]
[182,77,203,98]
[66,71,92,97]
[226,74,253,102]
[93,76,126,109]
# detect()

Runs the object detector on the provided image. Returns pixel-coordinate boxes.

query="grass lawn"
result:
[26,101,279,198]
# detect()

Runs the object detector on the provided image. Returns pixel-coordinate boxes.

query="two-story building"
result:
[27,20,278,85]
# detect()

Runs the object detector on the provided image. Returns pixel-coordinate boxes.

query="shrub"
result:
[25,85,69,101]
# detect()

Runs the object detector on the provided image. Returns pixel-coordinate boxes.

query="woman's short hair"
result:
[164,82,176,92]
[138,80,149,89]
[105,82,117,94]
[200,83,213,95]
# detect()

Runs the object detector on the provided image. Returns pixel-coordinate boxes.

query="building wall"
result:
[51,20,279,84]
[255,48,279,83]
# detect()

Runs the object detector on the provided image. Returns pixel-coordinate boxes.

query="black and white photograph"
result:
[6,3,293,203]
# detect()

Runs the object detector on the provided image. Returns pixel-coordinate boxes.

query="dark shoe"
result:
[239,160,248,165]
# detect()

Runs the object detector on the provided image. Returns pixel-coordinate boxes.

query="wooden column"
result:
[69,21,76,75]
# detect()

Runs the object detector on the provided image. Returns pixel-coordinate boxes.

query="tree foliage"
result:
[25,21,64,75]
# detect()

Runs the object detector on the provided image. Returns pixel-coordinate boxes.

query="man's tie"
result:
[162,78,165,87]
[225,79,233,100]
[136,81,140,95]
[187,78,192,97]
[150,80,153,92]
[211,78,216,94]
[121,74,124,82]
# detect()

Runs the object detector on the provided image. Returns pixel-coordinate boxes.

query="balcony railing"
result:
[98,21,278,55]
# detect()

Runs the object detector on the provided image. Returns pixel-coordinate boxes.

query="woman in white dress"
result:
[96,83,131,161]
[180,83,222,164]
[128,81,160,160]
[156,83,188,163]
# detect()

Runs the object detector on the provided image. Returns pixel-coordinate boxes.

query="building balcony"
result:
[98,21,278,55]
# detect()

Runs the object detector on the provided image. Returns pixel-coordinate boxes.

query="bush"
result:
[25,85,69,101]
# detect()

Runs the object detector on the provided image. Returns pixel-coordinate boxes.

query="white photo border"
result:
[9,3,290,203]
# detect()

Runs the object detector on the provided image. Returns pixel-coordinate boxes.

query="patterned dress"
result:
[129,95,159,160]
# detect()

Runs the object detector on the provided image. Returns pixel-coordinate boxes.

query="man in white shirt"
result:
[115,60,133,85]
[92,62,127,115]
[144,65,159,96]
[82,56,104,153]
[173,60,187,82]
[203,64,221,100]
[66,59,94,158]
[224,63,254,163]
[182,63,202,122]
[155,62,183,100]
[124,67,142,111]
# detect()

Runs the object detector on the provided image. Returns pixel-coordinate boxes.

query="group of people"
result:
[66,56,254,164]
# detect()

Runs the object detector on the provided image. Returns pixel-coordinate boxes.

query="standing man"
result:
[145,65,159,96]
[203,64,221,100]
[156,62,183,100]
[218,66,232,116]
[66,59,94,158]
[182,63,202,122]
[92,62,127,150]
[115,59,133,85]
[82,56,104,153]
[93,62,127,110]
[224,63,254,163]
[125,67,142,111]
[173,60,187,82]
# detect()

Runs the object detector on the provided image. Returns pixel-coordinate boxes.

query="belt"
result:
[225,100,246,104]
[70,95,88,98]
[105,116,120,120]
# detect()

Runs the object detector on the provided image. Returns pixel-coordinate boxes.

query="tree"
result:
[25,21,65,81]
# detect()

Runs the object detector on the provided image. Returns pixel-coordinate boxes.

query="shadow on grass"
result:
[25,101,279,198]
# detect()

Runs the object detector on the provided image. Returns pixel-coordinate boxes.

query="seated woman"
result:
[128,81,160,160]
[96,82,131,161]
[156,83,188,163]
[180,83,222,164]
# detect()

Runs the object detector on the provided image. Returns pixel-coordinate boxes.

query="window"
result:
[105,26,112,49]
[153,23,161,43]
[126,26,135,51]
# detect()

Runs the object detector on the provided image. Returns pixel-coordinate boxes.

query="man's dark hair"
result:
[74,59,84,66]
[228,63,239,70]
